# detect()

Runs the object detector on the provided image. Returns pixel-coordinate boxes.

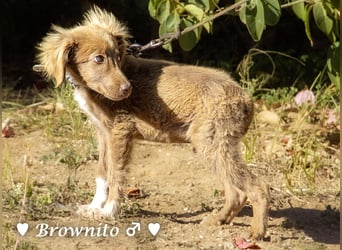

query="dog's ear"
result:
[36,25,75,87]
[115,35,128,63]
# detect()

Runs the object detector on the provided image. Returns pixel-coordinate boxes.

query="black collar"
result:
[65,73,80,89]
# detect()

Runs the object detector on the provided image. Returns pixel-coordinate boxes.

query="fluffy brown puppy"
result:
[36,6,269,240]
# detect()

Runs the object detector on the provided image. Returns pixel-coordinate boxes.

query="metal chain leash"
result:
[126,33,179,57]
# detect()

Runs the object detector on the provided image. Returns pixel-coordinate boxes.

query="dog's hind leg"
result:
[191,124,247,223]
[243,172,269,240]
[191,117,269,240]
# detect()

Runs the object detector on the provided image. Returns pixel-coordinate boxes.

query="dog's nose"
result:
[120,83,132,95]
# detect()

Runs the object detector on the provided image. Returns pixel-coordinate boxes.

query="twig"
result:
[177,0,250,39]
[281,0,311,9]
[271,186,304,202]
[248,48,306,66]
[14,155,30,250]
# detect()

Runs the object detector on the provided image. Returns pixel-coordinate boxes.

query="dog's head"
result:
[36,6,132,101]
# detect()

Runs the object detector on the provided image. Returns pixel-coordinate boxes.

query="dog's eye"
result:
[94,55,105,64]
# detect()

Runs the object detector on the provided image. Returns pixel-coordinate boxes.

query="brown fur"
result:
[36,6,269,240]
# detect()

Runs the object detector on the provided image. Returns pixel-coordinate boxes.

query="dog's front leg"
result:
[100,121,133,219]
[77,124,132,220]
[89,131,108,209]
[76,131,108,218]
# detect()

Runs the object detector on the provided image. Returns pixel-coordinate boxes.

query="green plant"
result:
[58,147,87,170]
[35,83,97,167]
[261,87,298,107]
[38,83,91,140]
[148,0,340,87]
[238,0,281,41]
[289,0,340,89]
[237,48,304,97]
[148,0,220,51]
[148,0,282,50]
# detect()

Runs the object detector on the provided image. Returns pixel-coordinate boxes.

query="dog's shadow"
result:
[139,207,214,225]
[238,206,339,244]
[269,206,340,244]
[138,205,339,244]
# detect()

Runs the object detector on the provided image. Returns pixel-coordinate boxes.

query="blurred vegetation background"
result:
[1,0,340,93]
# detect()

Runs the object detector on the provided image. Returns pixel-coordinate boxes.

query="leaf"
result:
[210,0,220,11]
[158,11,181,52]
[178,18,201,51]
[126,188,141,198]
[148,0,158,18]
[239,2,247,24]
[291,0,305,21]
[156,0,171,23]
[202,14,213,33]
[188,0,218,12]
[201,0,212,12]
[162,42,173,52]
[149,0,164,20]
[184,4,205,21]
[327,72,340,89]
[159,11,181,35]
[327,42,340,73]
[261,0,281,26]
[313,2,333,36]
[303,5,313,46]
[327,41,340,88]
[245,0,265,41]
[188,0,204,10]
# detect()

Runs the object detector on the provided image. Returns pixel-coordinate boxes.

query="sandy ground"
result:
[2,102,340,249]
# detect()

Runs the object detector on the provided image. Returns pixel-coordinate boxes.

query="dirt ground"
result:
[2,99,340,249]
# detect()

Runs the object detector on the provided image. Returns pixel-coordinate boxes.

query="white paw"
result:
[76,204,103,219]
[89,177,108,208]
[101,200,121,219]
[76,200,120,220]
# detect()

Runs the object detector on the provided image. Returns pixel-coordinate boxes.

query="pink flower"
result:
[294,90,315,106]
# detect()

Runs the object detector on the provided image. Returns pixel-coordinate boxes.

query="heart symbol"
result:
[148,223,160,236]
[17,223,29,236]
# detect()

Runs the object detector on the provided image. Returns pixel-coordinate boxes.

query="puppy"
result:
[36,6,269,239]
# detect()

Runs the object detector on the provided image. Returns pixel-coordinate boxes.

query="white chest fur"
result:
[73,88,104,130]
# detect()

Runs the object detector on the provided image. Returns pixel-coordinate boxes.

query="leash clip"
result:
[126,43,143,57]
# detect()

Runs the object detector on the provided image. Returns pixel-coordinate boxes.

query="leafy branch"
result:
[148,0,340,87]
